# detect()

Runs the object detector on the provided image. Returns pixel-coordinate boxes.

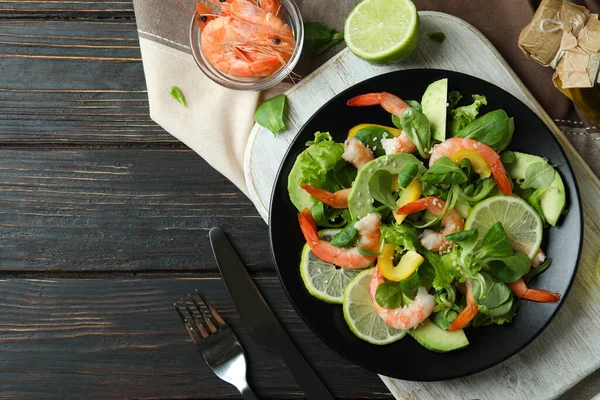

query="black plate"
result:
[269,69,582,381]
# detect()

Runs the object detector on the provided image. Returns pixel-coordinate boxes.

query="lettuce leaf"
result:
[287,132,344,210]
[449,94,487,135]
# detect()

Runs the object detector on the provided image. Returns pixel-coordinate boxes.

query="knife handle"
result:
[274,334,334,400]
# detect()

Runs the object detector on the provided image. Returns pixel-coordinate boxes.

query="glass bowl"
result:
[189,0,304,91]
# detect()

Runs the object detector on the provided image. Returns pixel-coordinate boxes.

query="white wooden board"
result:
[243,12,600,399]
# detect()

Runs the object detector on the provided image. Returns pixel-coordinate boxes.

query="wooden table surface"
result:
[0,2,393,399]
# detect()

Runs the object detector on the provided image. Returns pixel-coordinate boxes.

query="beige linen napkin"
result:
[132,0,600,397]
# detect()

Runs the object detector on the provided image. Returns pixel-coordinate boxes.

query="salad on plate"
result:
[287,78,566,351]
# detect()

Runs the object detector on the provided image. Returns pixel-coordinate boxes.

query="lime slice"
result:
[344,0,419,64]
[300,229,361,304]
[465,196,543,258]
[343,268,407,345]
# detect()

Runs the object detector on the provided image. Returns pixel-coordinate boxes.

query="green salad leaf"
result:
[521,161,555,190]
[254,94,287,135]
[454,109,511,151]
[422,156,468,185]
[302,22,344,56]
[500,150,516,164]
[169,86,187,107]
[424,31,446,42]
[375,282,403,308]
[368,170,397,210]
[399,271,421,299]
[449,94,487,135]
[287,132,344,210]
[310,202,347,228]
[332,160,357,189]
[424,251,461,291]
[400,107,432,159]
[381,224,418,251]
[523,258,552,282]
[353,126,391,157]
[397,163,419,188]
[329,223,357,247]
[406,100,423,112]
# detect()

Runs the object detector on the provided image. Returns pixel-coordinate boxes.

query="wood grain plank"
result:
[0,148,272,272]
[0,1,134,18]
[0,277,391,399]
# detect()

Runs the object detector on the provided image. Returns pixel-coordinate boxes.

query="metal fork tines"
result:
[174,290,257,400]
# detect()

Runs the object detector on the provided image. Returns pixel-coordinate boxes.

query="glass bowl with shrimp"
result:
[190,0,303,91]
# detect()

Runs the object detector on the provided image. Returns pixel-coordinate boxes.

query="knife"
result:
[208,227,334,400]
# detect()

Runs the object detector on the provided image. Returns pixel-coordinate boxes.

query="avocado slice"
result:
[421,78,448,142]
[504,152,566,226]
[409,318,469,352]
[348,153,425,219]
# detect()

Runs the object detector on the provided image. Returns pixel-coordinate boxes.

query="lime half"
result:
[343,268,407,345]
[465,196,543,258]
[344,0,419,64]
[300,229,361,304]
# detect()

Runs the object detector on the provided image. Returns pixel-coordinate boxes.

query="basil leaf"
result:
[425,31,446,42]
[397,163,418,189]
[332,160,357,189]
[169,86,187,107]
[310,202,346,228]
[523,258,552,282]
[353,126,391,157]
[368,170,397,210]
[329,223,357,248]
[380,224,418,251]
[454,109,509,150]
[302,22,344,56]
[422,156,468,185]
[500,150,515,164]
[406,100,423,112]
[521,161,555,190]
[254,94,287,135]
[495,117,514,152]
[400,107,431,159]
[399,271,421,299]
[375,282,403,308]
[477,222,513,259]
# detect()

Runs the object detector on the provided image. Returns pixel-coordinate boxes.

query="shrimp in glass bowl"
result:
[189,0,304,90]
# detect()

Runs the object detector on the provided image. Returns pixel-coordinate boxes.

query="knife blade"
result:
[208,227,334,400]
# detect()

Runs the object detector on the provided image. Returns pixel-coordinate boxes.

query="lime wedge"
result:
[465,196,543,259]
[344,0,419,64]
[300,229,361,304]
[343,268,407,345]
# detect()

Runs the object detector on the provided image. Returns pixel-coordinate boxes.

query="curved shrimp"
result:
[342,137,374,170]
[298,209,380,269]
[210,0,292,38]
[347,93,416,154]
[397,196,465,252]
[369,266,436,330]
[508,278,560,302]
[201,17,294,77]
[194,2,217,31]
[300,185,350,209]
[430,138,512,195]
[448,279,479,331]
[381,132,416,155]
[258,0,282,17]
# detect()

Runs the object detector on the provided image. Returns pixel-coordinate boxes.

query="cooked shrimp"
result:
[194,1,217,31]
[430,137,512,195]
[381,132,416,154]
[532,249,546,268]
[508,278,560,302]
[342,137,374,169]
[397,196,465,252]
[211,0,292,38]
[201,17,294,77]
[448,279,479,331]
[369,266,435,330]
[347,93,416,154]
[298,209,380,269]
[258,0,282,17]
[300,185,350,209]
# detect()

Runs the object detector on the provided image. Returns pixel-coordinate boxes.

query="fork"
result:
[174,290,257,400]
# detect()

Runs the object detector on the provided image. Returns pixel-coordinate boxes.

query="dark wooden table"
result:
[0,2,392,399]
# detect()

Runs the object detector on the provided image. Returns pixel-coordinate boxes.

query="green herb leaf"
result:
[495,117,514,152]
[421,181,449,200]
[400,107,432,159]
[368,170,397,210]
[453,178,496,205]
[302,22,344,56]
[310,202,346,228]
[424,251,461,291]
[330,223,358,247]
[432,310,458,330]
[399,271,421,299]
[332,160,357,189]
[521,161,555,190]
[391,114,402,130]
[422,156,468,185]
[478,222,513,259]
[447,91,462,110]
[406,100,423,112]
[473,275,511,310]
[397,163,419,188]
[254,94,287,135]
[487,250,531,282]
[169,86,187,107]
[500,150,516,164]
[449,94,487,135]
[305,131,333,146]
[523,258,552,282]
[454,109,510,150]
[353,126,391,157]
[380,224,418,251]
[375,281,403,308]
[424,31,446,42]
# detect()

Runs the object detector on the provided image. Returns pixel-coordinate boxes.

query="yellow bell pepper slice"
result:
[450,149,491,178]
[377,244,424,282]
[348,123,402,138]
[394,179,422,224]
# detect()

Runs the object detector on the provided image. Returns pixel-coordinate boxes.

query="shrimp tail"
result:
[300,184,349,209]
[508,278,561,303]
[346,93,384,107]
[448,279,479,331]
[397,198,429,214]
[298,208,319,245]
